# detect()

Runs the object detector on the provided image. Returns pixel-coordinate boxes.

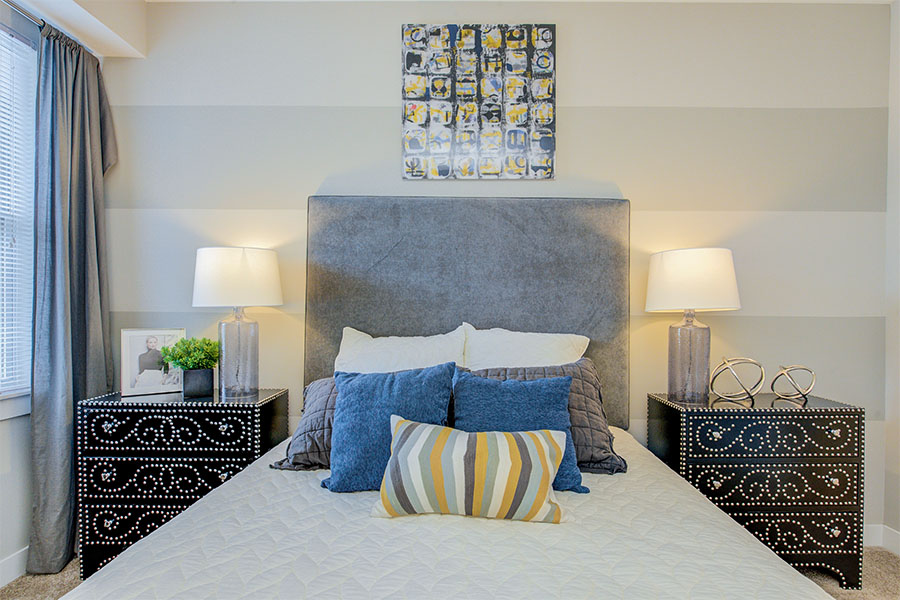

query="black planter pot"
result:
[183,368,214,399]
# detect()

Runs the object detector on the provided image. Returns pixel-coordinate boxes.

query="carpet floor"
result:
[1,546,897,599]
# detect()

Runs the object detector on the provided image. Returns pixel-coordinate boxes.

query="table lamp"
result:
[192,247,283,398]
[645,247,740,403]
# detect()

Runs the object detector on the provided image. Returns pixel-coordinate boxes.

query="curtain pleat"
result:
[27,24,117,574]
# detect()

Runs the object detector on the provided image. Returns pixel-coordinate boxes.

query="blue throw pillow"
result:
[323,362,455,493]
[452,369,588,493]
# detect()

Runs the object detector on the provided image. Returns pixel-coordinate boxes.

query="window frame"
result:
[0,17,38,420]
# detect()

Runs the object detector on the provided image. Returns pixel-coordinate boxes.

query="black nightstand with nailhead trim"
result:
[76,388,289,579]
[647,392,864,590]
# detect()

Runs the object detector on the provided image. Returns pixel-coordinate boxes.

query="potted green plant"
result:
[160,337,219,399]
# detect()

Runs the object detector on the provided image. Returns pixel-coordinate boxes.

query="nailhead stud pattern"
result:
[647,393,864,590]
[76,389,288,579]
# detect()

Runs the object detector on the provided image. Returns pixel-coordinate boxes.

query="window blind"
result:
[0,25,35,398]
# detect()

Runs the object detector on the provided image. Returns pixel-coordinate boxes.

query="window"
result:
[0,23,35,399]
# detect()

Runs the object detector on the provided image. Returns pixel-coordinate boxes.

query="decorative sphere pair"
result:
[709,357,815,401]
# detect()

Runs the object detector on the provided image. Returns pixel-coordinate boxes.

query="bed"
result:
[64,197,830,599]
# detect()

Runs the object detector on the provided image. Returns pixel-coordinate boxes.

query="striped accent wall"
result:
[374,416,567,522]
[100,2,891,529]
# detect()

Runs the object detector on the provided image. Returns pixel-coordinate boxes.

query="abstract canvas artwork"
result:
[401,24,556,180]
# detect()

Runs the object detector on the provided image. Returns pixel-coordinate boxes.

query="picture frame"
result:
[401,24,556,180]
[120,328,185,397]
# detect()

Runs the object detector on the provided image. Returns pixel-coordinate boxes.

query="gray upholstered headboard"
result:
[304,196,631,429]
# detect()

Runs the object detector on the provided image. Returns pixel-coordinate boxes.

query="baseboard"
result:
[864,524,883,546]
[0,546,27,589]
[864,524,900,555]
[881,524,900,555]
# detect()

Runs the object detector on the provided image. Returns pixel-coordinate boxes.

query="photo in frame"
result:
[120,328,185,396]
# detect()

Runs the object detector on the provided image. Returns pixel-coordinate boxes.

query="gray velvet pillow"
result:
[467,358,626,474]
[270,377,336,471]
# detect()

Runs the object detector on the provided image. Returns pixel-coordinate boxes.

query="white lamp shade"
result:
[192,247,283,308]
[645,247,741,312]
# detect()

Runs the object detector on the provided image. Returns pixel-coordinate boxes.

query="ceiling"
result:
[145,0,891,3]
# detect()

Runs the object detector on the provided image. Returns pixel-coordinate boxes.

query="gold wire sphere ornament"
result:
[709,356,766,401]
[771,364,816,400]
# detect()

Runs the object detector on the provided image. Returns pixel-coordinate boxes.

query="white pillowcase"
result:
[334,325,467,374]
[461,322,589,370]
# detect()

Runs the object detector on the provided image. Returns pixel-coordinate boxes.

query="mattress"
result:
[63,428,830,599]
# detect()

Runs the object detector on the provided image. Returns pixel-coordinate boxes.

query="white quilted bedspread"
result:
[64,428,829,600]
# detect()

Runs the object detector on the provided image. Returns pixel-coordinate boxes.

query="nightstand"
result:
[647,392,864,589]
[76,388,289,578]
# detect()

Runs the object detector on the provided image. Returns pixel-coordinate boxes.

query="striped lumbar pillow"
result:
[372,415,568,523]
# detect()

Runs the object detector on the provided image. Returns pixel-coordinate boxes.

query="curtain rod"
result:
[2,0,44,28]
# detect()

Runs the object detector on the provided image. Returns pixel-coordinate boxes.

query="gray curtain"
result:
[28,24,117,574]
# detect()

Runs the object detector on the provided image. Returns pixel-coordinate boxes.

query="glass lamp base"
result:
[218,307,259,399]
[667,309,710,403]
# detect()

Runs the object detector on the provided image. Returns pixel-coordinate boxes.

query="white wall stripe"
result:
[102,2,890,109]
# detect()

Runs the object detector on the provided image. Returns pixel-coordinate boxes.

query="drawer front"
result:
[729,511,860,555]
[80,503,189,547]
[80,457,248,501]
[79,542,126,579]
[79,503,190,578]
[686,463,859,509]
[80,407,257,456]
[685,414,860,459]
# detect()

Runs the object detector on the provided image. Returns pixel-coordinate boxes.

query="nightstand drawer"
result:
[79,542,127,577]
[78,503,189,579]
[76,389,288,579]
[81,407,256,456]
[686,463,859,509]
[80,457,247,502]
[80,503,188,547]
[648,393,864,590]
[729,511,860,555]
[685,414,860,459]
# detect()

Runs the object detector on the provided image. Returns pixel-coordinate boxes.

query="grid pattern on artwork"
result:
[401,24,556,180]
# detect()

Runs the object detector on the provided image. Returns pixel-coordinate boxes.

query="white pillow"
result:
[461,322,589,370]
[334,325,466,373]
